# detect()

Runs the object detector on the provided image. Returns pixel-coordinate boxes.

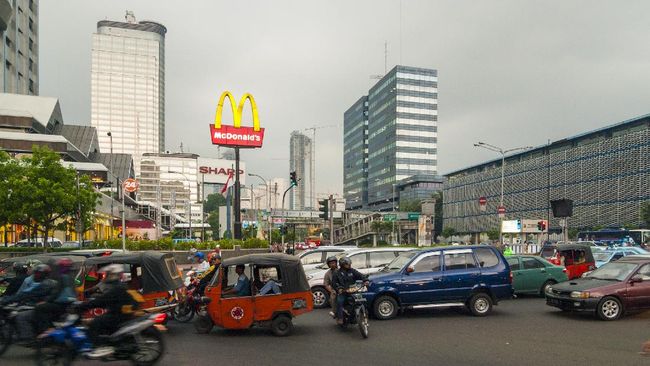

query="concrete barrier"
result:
[510,244,541,255]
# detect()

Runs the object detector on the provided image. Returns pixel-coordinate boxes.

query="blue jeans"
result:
[336,293,349,320]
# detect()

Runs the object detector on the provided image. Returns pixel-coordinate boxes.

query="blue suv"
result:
[364,245,513,319]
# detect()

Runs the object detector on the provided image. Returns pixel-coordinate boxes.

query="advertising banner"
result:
[197,157,246,185]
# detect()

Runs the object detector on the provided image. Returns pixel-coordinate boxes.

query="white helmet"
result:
[98,264,124,282]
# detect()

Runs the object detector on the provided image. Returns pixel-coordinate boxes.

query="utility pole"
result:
[107,132,114,239]
[329,194,334,244]
[120,179,126,251]
[201,173,205,242]
[234,147,242,239]
[76,173,82,243]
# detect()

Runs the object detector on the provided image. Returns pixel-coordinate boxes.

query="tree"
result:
[67,174,101,240]
[204,193,226,213]
[0,152,24,246]
[432,191,443,239]
[371,221,393,242]
[642,202,650,228]
[441,227,457,239]
[21,146,96,249]
[486,229,500,241]
[398,200,421,213]
[207,211,220,240]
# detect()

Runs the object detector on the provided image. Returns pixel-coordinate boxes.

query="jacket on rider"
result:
[332,268,367,292]
[1,273,27,298]
[78,280,139,316]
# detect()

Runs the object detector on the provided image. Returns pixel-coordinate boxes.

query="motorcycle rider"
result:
[0,262,29,298]
[33,258,77,334]
[76,264,141,359]
[196,252,221,296]
[194,252,210,275]
[323,256,338,317]
[332,257,368,325]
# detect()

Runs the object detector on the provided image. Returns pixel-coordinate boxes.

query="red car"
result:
[545,256,650,320]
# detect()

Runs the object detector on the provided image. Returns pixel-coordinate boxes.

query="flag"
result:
[220,170,234,197]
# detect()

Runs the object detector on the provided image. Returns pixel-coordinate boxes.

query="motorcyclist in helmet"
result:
[33,258,77,334]
[196,252,222,296]
[323,256,339,317]
[194,252,210,275]
[0,262,29,298]
[332,257,368,325]
[77,264,141,358]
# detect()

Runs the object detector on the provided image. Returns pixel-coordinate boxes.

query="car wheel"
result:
[311,287,329,309]
[597,296,622,321]
[540,280,556,297]
[271,315,293,337]
[373,295,398,320]
[468,293,492,316]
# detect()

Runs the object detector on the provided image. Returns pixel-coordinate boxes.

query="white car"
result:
[298,246,357,272]
[308,247,415,308]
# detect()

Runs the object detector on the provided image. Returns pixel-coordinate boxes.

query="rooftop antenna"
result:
[125,10,136,23]
[370,41,388,80]
[179,142,184,153]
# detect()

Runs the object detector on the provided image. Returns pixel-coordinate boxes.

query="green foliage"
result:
[486,229,500,241]
[207,211,220,239]
[441,227,457,238]
[568,228,580,240]
[641,201,650,228]
[371,221,393,234]
[204,193,226,213]
[86,237,269,251]
[398,200,421,213]
[432,191,443,237]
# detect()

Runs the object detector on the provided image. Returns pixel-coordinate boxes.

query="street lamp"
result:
[249,173,272,242]
[107,132,114,239]
[474,142,532,243]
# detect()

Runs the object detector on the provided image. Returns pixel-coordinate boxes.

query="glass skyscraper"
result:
[344,65,438,211]
[0,0,39,95]
[343,96,368,210]
[91,12,166,175]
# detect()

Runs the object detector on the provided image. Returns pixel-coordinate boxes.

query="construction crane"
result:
[301,124,338,210]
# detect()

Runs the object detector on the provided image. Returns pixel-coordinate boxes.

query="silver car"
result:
[307,247,414,308]
[298,246,357,272]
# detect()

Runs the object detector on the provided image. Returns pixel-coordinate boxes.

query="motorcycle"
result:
[172,283,200,323]
[35,312,167,366]
[0,303,37,356]
[337,281,369,339]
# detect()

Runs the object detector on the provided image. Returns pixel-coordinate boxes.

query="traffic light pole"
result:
[281,184,296,248]
[329,195,334,244]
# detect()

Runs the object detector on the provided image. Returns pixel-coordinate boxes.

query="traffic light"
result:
[537,221,547,231]
[290,171,298,186]
[318,198,329,220]
[280,225,287,235]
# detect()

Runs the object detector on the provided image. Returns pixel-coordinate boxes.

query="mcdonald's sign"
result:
[209,91,265,148]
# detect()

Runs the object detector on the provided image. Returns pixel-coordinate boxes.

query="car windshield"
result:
[593,252,613,261]
[382,251,417,272]
[586,262,638,281]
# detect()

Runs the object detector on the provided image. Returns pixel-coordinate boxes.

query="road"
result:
[3,297,649,366]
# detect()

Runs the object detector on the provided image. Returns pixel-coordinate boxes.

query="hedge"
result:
[0,238,271,252]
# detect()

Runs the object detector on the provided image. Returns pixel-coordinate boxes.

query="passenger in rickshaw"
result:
[222,264,251,297]
[253,266,281,295]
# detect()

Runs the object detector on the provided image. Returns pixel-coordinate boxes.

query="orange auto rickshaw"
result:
[195,253,313,336]
[540,243,595,280]
[80,251,184,311]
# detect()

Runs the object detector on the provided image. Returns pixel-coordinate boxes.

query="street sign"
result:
[383,214,397,222]
[408,213,420,221]
[497,205,506,218]
[501,219,522,233]
[123,178,139,193]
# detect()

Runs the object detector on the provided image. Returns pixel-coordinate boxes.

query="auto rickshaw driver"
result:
[223,265,251,297]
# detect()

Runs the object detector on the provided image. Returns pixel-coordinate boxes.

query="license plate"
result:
[548,298,560,306]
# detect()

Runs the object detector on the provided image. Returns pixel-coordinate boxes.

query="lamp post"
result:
[474,142,533,244]
[392,183,397,245]
[107,132,114,239]
[249,173,272,242]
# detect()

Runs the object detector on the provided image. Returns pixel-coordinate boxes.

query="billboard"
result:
[197,157,246,185]
[501,220,522,233]
[210,91,265,148]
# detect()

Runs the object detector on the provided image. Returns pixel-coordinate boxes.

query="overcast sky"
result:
[40,0,650,195]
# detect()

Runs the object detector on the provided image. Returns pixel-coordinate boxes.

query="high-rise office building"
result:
[0,0,39,95]
[343,96,368,210]
[91,11,166,175]
[289,131,312,210]
[344,65,438,211]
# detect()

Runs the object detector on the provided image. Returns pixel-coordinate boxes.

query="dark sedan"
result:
[545,257,650,320]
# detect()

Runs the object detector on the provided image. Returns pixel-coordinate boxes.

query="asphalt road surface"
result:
[3,297,649,366]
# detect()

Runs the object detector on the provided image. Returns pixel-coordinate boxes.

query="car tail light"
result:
[562,268,567,273]
[509,271,513,284]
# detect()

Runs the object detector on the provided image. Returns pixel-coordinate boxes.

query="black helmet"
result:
[12,262,29,274]
[339,257,351,267]
[326,256,338,264]
[33,264,52,282]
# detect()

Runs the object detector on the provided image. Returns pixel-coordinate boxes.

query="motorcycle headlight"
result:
[570,291,590,299]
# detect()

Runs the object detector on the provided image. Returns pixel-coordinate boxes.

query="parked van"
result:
[364,245,513,319]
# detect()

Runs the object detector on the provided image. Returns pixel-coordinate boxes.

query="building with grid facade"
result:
[289,131,312,210]
[443,114,650,233]
[91,11,166,176]
[344,65,438,211]
[0,0,38,95]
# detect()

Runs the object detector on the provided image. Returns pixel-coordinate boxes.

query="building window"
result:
[29,18,34,32]
[29,79,34,93]
[28,58,33,72]
[29,38,33,51]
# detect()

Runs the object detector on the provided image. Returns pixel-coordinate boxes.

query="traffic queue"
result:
[1,241,650,365]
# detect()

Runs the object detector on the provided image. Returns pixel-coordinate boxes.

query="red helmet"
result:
[33,264,52,282]
[56,258,73,274]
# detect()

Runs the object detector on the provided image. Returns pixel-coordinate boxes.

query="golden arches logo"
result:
[214,91,260,131]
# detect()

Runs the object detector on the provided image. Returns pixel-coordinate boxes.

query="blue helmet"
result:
[195,252,205,260]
